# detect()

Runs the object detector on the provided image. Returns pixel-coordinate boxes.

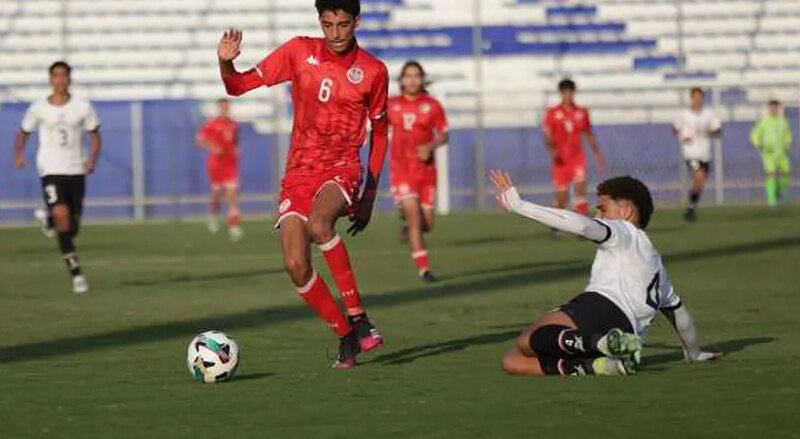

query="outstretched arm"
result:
[661,305,721,363]
[489,170,609,242]
[218,29,264,97]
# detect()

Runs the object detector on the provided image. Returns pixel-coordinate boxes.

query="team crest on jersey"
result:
[555,111,564,120]
[279,199,291,214]
[347,67,364,85]
[306,55,320,66]
[420,103,431,114]
[392,104,401,112]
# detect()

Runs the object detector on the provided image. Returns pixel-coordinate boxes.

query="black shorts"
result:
[559,292,634,335]
[41,175,86,218]
[685,160,711,174]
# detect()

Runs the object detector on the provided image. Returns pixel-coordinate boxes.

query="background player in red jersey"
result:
[543,79,605,221]
[217,0,389,369]
[196,98,243,241]
[388,61,448,282]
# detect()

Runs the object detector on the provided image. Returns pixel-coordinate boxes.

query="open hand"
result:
[84,159,96,174]
[489,169,517,211]
[13,154,26,169]
[218,29,243,62]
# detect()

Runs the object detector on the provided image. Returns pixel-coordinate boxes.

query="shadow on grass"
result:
[122,268,285,287]
[444,233,543,248]
[643,336,776,366]
[368,330,519,366]
[230,372,277,383]
[0,236,797,365]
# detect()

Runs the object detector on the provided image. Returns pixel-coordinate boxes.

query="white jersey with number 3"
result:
[585,219,682,335]
[21,97,100,177]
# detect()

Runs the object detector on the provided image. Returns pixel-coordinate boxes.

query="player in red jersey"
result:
[217,0,388,369]
[542,79,604,221]
[388,61,448,282]
[196,98,243,241]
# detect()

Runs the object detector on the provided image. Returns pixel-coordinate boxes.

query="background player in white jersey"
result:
[13,61,102,294]
[673,87,722,222]
[490,170,720,376]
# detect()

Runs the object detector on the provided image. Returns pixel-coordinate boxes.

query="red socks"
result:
[296,270,351,337]
[574,198,589,216]
[412,250,429,274]
[227,212,241,228]
[319,235,364,316]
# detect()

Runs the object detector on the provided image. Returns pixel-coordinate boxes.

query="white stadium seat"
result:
[0,0,799,129]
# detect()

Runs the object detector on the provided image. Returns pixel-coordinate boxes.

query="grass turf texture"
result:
[1,205,799,438]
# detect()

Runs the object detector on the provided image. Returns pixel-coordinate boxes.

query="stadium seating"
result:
[1,0,800,127]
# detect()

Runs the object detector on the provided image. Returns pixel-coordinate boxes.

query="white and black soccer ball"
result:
[187,331,239,383]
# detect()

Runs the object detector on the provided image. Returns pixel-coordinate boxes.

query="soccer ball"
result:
[187,331,239,383]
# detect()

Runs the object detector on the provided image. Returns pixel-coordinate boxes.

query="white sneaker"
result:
[207,215,220,234]
[34,209,55,239]
[229,226,244,242]
[72,275,89,294]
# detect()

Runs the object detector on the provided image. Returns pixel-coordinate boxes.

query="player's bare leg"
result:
[573,178,590,216]
[685,168,706,222]
[503,311,639,376]
[402,197,436,282]
[280,215,356,368]
[207,185,223,233]
[224,183,243,241]
[397,205,409,243]
[551,188,569,238]
[52,204,87,294]
[421,204,435,233]
[309,183,384,353]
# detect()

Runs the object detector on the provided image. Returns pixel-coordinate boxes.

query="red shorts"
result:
[552,155,587,191]
[390,168,437,209]
[208,164,238,188]
[275,167,362,228]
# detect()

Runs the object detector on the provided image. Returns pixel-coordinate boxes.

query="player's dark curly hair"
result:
[690,87,705,97]
[558,78,576,92]
[399,60,430,94]
[49,60,72,76]
[315,0,360,17]
[597,176,654,229]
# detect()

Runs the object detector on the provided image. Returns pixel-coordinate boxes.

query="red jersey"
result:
[388,94,448,174]
[224,37,388,178]
[543,103,592,161]
[197,116,239,170]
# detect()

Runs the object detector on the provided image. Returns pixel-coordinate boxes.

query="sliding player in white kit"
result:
[490,170,720,376]
[13,61,102,294]
[673,87,722,222]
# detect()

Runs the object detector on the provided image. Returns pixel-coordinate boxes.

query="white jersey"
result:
[21,97,100,177]
[585,219,682,335]
[674,107,721,162]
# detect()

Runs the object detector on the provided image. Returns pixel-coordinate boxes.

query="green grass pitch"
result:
[1,205,799,438]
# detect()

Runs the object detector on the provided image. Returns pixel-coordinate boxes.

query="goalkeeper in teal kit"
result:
[750,100,793,206]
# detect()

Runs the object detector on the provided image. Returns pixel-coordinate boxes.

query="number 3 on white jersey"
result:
[318,78,333,103]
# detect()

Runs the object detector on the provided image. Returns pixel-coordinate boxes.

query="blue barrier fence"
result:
[1,100,797,223]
